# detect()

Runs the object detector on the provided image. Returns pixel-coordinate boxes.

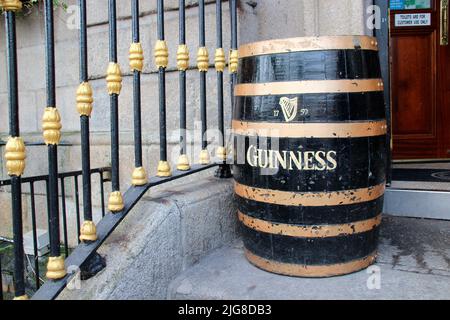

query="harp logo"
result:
[279,97,298,122]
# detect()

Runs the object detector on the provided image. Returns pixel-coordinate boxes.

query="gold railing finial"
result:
[132,166,148,186]
[79,221,97,242]
[214,48,226,72]
[129,42,144,72]
[46,256,67,280]
[42,107,62,145]
[157,160,171,177]
[154,40,169,69]
[76,82,94,117]
[197,47,209,72]
[229,49,238,73]
[177,44,189,71]
[1,0,23,11]
[216,146,227,161]
[106,62,122,95]
[177,154,190,171]
[5,136,26,176]
[199,149,210,165]
[108,191,124,212]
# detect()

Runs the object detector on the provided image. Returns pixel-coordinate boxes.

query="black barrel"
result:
[233,36,387,277]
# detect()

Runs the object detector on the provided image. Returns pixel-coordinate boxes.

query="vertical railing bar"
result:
[59,178,69,257]
[214,0,232,178]
[230,0,238,64]
[216,0,224,143]
[198,0,210,165]
[2,0,27,299]
[176,0,190,171]
[11,177,25,297]
[74,175,81,244]
[216,1,223,47]
[107,0,125,213]
[0,255,3,300]
[99,172,106,217]
[45,179,50,224]
[132,0,143,167]
[79,0,88,81]
[77,0,97,242]
[43,0,66,280]
[199,0,205,47]
[29,182,41,289]
[155,0,171,177]
[109,1,118,63]
[229,0,238,110]
[130,0,148,186]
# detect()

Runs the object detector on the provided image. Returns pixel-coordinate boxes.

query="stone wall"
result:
[239,0,373,43]
[0,0,372,239]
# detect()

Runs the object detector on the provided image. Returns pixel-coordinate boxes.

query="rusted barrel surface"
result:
[233,36,387,277]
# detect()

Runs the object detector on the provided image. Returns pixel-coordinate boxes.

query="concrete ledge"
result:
[58,170,238,300]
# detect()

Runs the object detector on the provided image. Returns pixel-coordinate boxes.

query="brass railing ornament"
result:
[106,62,123,95]
[5,136,26,176]
[129,42,144,72]
[177,44,189,71]
[197,47,209,72]
[215,48,226,72]
[42,107,62,145]
[154,40,169,69]
[1,0,23,11]
[76,82,94,117]
[229,49,238,73]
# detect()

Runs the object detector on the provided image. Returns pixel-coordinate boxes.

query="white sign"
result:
[395,13,431,27]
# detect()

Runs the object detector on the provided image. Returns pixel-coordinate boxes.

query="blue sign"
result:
[390,0,405,10]
[390,0,431,10]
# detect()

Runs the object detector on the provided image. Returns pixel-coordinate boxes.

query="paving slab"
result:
[168,216,450,300]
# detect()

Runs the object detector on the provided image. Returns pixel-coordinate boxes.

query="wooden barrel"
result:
[233,36,387,277]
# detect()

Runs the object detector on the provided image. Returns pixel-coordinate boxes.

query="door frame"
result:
[374,0,450,183]
[374,0,392,184]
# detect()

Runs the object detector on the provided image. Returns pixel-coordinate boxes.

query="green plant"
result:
[1,0,68,16]
[23,0,68,11]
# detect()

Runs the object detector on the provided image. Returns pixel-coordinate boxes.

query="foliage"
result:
[1,0,68,16]
[23,0,68,11]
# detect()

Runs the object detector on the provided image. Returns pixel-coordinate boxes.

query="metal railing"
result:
[0,166,111,299]
[1,0,238,300]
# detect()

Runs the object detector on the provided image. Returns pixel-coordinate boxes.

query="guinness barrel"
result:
[233,36,387,277]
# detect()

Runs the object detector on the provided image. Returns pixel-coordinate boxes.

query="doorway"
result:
[378,0,450,221]
[389,0,450,159]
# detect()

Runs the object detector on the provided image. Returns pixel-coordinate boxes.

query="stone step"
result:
[168,215,450,300]
[58,171,239,300]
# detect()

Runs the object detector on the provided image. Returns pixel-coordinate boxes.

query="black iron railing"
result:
[1,0,238,300]
[0,167,111,299]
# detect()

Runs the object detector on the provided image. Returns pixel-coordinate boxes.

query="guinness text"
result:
[246,145,338,171]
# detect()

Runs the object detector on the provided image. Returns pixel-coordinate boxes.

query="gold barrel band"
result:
[238,36,379,58]
[245,249,377,277]
[238,211,382,238]
[235,79,383,96]
[235,182,385,207]
[232,120,387,138]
